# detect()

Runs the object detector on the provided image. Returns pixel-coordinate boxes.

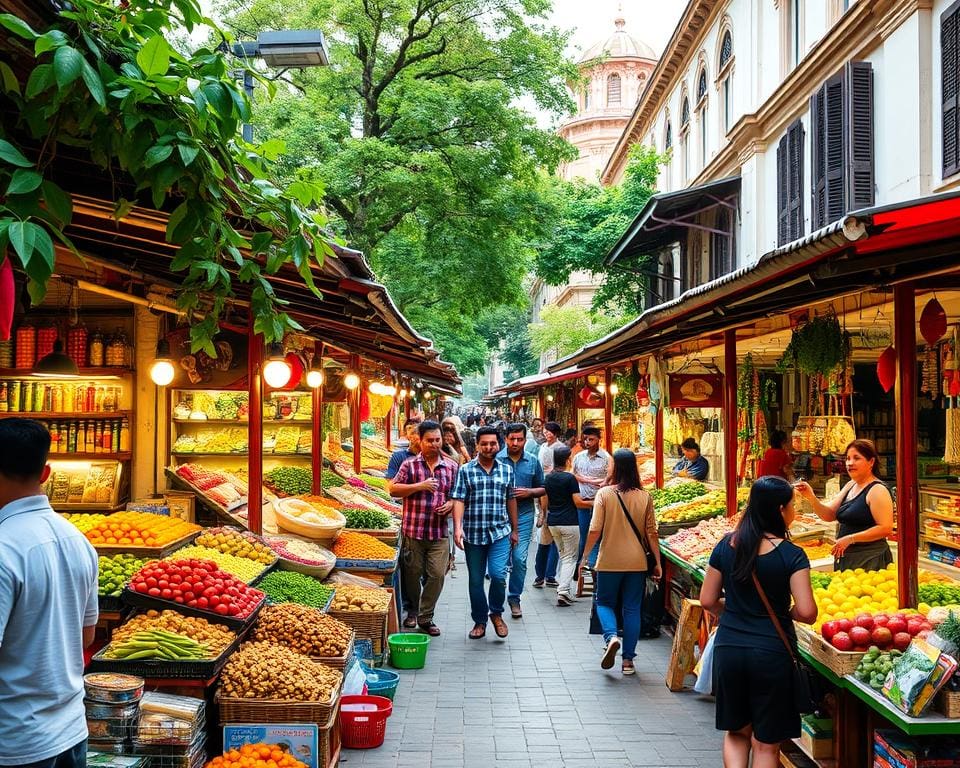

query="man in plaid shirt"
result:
[388,421,459,636]
[451,426,519,640]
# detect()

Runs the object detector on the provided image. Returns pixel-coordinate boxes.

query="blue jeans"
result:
[578,508,600,566]
[464,535,511,625]
[508,512,535,604]
[535,542,558,580]
[596,571,646,661]
[23,740,87,768]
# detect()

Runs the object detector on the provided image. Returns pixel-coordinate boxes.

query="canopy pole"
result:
[312,343,323,496]
[655,404,664,489]
[385,374,393,451]
[724,329,737,516]
[895,283,919,608]
[604,367,614,454]
[352,354,362,474]
[247,323,264,535]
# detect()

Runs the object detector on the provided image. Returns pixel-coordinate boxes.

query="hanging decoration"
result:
[920,297,948,345]
[612,363,640,415]
[921,344,940,398]
[877,346,897,393]
[0,258,13,342]
[776,314,845,378]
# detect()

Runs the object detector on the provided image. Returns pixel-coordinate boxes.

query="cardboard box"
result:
[800,717,834,760]
[164,491,196,523]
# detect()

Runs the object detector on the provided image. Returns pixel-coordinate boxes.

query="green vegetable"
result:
[265,466,313,496]
[98,554,147,597]
[920,583,960,607]
[651,482,707,510]
[810,571,834,590]
[342,506,393,530]
[259,570,335,609]
[776,315,845,376]
[935,610,960,647]
[322,470,345,488]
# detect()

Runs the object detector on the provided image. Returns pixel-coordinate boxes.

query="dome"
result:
[579,14,657,63]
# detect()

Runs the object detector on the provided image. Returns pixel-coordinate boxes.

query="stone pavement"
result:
[340,547,722,768]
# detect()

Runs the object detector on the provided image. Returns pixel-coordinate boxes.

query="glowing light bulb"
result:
[150,359,175,386]
[344,371,360,390]
[306,369,324,388]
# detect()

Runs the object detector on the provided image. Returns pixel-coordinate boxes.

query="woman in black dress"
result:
[700,476,817,768]
[795,439,894,571]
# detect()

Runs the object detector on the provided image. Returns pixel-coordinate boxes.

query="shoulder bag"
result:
[751,566,817,714]
[614,490,657,576]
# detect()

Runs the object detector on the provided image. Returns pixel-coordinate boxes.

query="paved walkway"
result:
[341,547,722,768]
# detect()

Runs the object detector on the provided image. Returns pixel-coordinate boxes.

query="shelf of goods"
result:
[920,486,960,571]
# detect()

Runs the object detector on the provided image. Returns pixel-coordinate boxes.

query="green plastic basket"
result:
[387,633,430,669]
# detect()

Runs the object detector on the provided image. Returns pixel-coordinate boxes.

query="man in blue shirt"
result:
[452,427,518,641]
[672,437,710,481]
[0,419,99,767]
[498,424,545,619]
[386,417,422,480]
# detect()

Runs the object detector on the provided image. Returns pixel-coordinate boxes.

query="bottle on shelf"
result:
[88,330,105,367]
[119,417,130,452]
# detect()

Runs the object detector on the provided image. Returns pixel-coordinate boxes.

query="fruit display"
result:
[796,538,834,560]
[62,513,107,533]
[651,482,707,510]
[84,511,201,548]
[174,464,248,508]
[111,610,236,654]
[332,531,397,561]
[172,428,247,454]
[129,559,265,619]
[264,466,313,497]
[165,545,270,584]
[205,744,308,768]
[99,554,148,597]
[810,571,834,590]
[341,506,394,530]
[811,566,902,631]
[252,603,353,657]
[174,391,248,421]
[195,527,276,565]
[919,581,960,607]
[219,642,342,701]
[329,584,391,613]
[821,612,932,653]
[657,489,726,525]
[325,484,401,514]
[101,629,213,661]
[664,515,737,560]
[853,647,903,690]
[265,537,336,573]
[361,474,388,491]
[258,570,336,609]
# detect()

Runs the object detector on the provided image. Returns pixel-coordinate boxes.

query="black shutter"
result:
[824,72,845,224]
[810,86,826,229]
[944,4,960,177]
[777,133,789,245]
[845,61,874,210]
[788,120,805,240]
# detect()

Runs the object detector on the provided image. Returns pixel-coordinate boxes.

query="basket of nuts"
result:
[327,585,391,655]
[251,603,355,671]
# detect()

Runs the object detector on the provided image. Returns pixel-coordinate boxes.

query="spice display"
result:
[129,559,265,619]
[252,603,352,657]
[275,497,344,525]
[67,327,88,367]
[165,545,269,583]
[219,642,342,701]
[341,506,394,530]
[196,527,276,564]
[332,531,397,561]
[36,325,56,360]
[205,744,309,768]
[329,584,391,613]
[111,610,235,654]
[98,554,148,597]
[264,466,313,496]
[84,511,200,547]
[258,570,335,609]
[102,629,212,661]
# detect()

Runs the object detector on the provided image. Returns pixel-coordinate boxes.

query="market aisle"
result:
[341,547,721,768]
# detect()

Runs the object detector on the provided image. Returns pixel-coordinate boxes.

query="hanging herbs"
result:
[613,362,640,415]
[776,315,845,377]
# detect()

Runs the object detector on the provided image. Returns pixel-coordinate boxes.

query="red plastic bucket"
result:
[339,694,393,749]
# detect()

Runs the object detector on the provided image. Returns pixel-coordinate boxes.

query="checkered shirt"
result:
[450,458,515,545]
[393,454,459,541]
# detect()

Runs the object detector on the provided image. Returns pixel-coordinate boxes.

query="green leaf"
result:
[199,81,230,118]
[144,144,174,169]
[250,231,273,254]
[6,169,42,195]
[113,199,135,221]
[79,59,105,107]
[165,202,193,243]
[178,144,199,167]
[41,181,72,226]
[7,220,36,264]
[0,14,37,41]
[286,181,315,208]
[25,64,52,99]
[52,46,84,87]
[35,29,68,56]
[136,35,172,77]
[0,140,32,168]
[0,62,20,95]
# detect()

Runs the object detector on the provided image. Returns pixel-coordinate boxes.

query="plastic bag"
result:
[342,658,368,696]
[693,630,716,695]
[324,571,382,588]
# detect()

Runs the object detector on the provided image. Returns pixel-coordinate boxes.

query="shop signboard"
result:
[223,724,319,768]
[668,374,724,408]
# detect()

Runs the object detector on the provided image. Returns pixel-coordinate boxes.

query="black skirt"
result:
[836,539,892,572]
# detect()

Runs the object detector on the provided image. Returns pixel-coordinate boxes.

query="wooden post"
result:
[385,381,393,451]
[603,367,613,454]
[655,404,665,489]
[351,353,362,475]
[895,283,919,609]
[538,391,546,421]
[723,329,738,516]
[311,385,322,496]
[247,323,264,535]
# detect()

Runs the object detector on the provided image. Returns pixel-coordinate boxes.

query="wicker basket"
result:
[327,609,388,655]
[796,626,865,676]
[311,633,355,672]
[218,677,343,728]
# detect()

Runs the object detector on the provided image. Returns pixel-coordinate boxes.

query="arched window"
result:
[607,73,622,105]
[697,68,708,102]
[719,30,734,132]
[584,87,591,110]
[665,121,672,150]
[681,97,690,126]
[719,31,733,69]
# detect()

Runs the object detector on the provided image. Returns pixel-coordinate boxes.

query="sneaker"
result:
[557,593,574,606]
[601,637,621,670]
[532,578,545,589]
[545,578,559,588]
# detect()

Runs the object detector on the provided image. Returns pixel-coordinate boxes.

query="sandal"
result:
[403,614,418,629]
[418,622,442,637]
[490,614,509,638]
[468,623,486,639]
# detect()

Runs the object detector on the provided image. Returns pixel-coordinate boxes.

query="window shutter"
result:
[824,73,846,224]
[777,133,790,245]
[810,86,826,229]
[845,61,874,210]
[944,5,960,177]
[788,121,805,241]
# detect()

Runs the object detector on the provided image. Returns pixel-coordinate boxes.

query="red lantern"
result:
[0,257,12,342]
[877,346,896,393]
[282,352,305,389]
[919,297,947,345]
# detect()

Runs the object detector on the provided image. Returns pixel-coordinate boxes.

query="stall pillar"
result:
[385,403,392,451]
[134,306,162,499]
[723,329,738,516]
[538,391,546,421]
[352,354,362,475]
[655,405,664,489]
[603,367,614,454]
[312,385,323,496]
[247,325,264,535]
[894,283,919,608]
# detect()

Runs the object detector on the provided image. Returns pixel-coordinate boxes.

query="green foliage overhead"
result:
[0,1,333,355]
[213,0,578,373]
[776,315,845,376]
[477,304,537,379]
[528,303,629,363]
[536,144,666,315]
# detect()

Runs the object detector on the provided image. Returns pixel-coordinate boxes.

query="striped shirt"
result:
[393,454,459,541]
[450,458,515,545]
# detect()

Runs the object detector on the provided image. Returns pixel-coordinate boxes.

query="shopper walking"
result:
[0,418,99,767]
[440,418,471,465]
[543,445,591,605]
[386,417,422,479]
[579,449,661,675]
[443,414,476,458]
[700,476,817,768]
[757,430,794,480]
[530,417,546,445]
[451,427,519,640]
[497,424,546,619]
[387,421,458,636]
[572,426,611,566]
[533,421,562,589]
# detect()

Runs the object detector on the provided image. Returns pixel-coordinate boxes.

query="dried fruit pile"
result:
[205,743,308,768]
[219,642,342,701]
[329,584,391,613]
[332,531,396,561]
[195,527,275,564]
[252,603,352,657]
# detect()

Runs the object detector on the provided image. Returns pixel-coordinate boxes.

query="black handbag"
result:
[751,569,817,714]
[614,491,657,575]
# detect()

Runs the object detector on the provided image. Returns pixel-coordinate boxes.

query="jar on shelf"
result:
[36,325,57,361]
[15,325,36,368]
[67,327,88,367]
[0,340,13,368]
[88,330,105,367]
[106,328,127,367]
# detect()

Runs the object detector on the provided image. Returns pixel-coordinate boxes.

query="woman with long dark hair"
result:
[578,448,661,675]
[700,476,818,768]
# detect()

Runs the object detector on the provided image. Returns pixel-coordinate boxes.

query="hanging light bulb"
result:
[609,383,619,396]
[385,384,397,397]
[597,382,607,394]
[150,339,176,386]
[369,381,385,395]
[306,364,324,389]
[546,394,554,402]
[399,388,408,399]
[262,342,292,388]
[343,369,360,390]
[423,390,432,400]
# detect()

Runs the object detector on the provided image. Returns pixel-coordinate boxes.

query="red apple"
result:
[920,621,933,632]
[906,618,924,636]
[855,614,875,631]
[837,618,855,634]
[831,631,854,651]
[873,613,890,627]
[871,626,893,648]
[821,620,841,641]
[850,626,872,647]
[886,616,908,635]
[893,632,912,651]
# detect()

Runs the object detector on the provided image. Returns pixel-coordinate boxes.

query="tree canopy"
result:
[213,0,578,373]
[528,303,628,362]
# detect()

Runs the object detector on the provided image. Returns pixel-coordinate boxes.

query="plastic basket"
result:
[364,668,400,700]
[339,694,393,749]
[387,633,430,670]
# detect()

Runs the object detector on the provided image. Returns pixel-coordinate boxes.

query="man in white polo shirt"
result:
[0,419,99,767]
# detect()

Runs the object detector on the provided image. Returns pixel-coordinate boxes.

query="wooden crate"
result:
[936,689,960,718]
[666,598,704,692]
[796,626,864,677]
[327,609,388,655]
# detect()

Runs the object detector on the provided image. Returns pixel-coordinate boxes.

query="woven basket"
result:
[218,677,343,727]
[936,689,960,718]
[327,609,388,655]
[796,626,864,677]
[311,633,355,672]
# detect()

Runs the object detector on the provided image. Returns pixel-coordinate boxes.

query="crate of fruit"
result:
[332,532,399,572]
[796,625,865,676]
